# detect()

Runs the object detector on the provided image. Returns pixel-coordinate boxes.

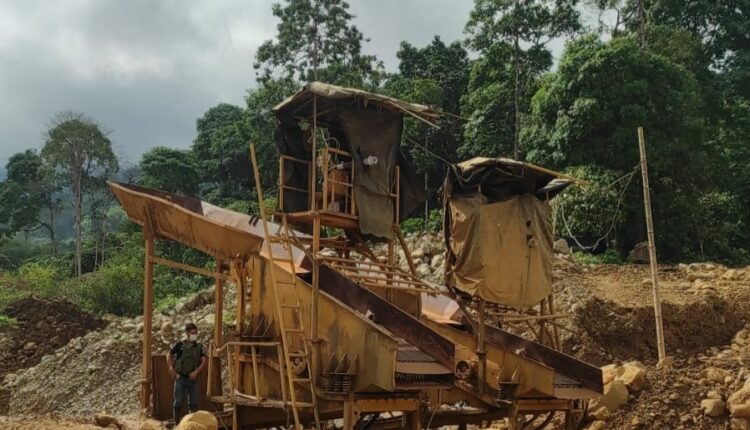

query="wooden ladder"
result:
[251,144,321,430]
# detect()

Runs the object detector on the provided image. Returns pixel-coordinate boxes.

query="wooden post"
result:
[211,259,224,398]
[638,127,667,362]
[141,229,154,411]
[311,211,321,346]
[404,410,422,430]
[214,259,224,348]
[343,401,357,430]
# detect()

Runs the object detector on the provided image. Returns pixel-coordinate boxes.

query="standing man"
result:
[167,322,208,425]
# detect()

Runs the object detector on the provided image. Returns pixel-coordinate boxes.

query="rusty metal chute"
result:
[109,182,263,261]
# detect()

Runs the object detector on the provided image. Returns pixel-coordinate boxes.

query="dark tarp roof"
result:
[442,157,575,203]
[273,81,441,124]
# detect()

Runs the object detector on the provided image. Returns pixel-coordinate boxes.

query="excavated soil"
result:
[552,262,749,366]
[0,297,105,415]
[0,297,104,377]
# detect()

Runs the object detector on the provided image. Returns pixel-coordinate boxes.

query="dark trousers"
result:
[173,375,199,423]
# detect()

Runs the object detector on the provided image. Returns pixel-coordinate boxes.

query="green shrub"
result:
[0,275,26,309]
[156,294,179,311]
[401,209,443,234]
[70,259,143,317]
[572,249,624,265]
[18,260,64,297]
[0,314,17,327]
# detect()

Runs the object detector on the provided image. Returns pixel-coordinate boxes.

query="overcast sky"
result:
[0,0,598,177]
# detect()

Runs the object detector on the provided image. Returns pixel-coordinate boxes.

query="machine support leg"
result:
[477,298,487,395]
[404,410,422,430]
[141,230,154,412]
[343,401,358,430]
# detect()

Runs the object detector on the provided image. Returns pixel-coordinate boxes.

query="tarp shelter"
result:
[272,82,438,239]
[442,157,572,309]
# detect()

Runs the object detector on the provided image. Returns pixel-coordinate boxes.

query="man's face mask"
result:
[187,332,198,342]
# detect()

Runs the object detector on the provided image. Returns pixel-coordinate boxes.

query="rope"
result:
[557,165,639,252]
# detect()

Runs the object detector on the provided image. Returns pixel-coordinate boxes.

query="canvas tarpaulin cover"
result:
[447,194,553,308]
[339,107,401,238]
[442,157,571,309]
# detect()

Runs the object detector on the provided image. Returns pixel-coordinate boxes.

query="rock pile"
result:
[0,297,104,378]
[372,231,446,284]
[596,323,750,430]
[1,287,229,417]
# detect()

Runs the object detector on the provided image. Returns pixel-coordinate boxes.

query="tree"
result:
[191,103,252,203]
[385,37,470,213]
[465,0,581,159]
[245,78,301,190]
[254,0,382,86]
[0,150,61,253]
[523,35,710,258]
[41,112,119,277]
[138,147,200,196]
[646,1,749,73]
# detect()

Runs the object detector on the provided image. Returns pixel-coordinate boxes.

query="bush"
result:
[18,260,65,297]
[401,209,443,234]
[572,249,624,265]
[70,259,143,317]
[693,191,748,264]
[553,166,627,239]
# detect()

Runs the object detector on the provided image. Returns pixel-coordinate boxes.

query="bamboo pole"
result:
[638,127,667,362]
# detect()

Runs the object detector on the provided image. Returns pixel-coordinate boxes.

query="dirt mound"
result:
[1,287,225,417]
[0,297,104,377]
[566,294,744,365]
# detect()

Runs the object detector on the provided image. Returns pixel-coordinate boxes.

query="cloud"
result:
[0,0,475,171]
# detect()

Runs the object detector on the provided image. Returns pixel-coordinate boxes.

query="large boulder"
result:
[554,239,571,255]
[589,379,629,413]
[601,364,622,385]
[729,384,750,409]
[702,367,731,384]
[732,405,750,418]
[140,420,163,430]
[94,413,122,429]
[702,399,726,417]
[177,411,218,430]
[618,362,647,392]
[627,242,650,263]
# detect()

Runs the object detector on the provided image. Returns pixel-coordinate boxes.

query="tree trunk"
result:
[637,0,646,49]
[513,0,521,160]
[74,174,82,278]
[49,204,56,256]
[424,171,429,224]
